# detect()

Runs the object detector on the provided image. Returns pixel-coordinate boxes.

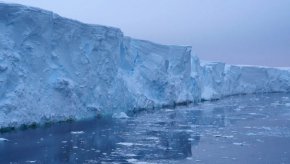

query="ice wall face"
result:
[120,38,199,109]
[0,3,198,128]
[198,62,290,100]
[0,3,136,128]
[0,3,290,129]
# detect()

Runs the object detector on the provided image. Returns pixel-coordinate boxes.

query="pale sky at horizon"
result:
[1,0,290,67]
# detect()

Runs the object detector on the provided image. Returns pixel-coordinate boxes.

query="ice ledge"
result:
[0,2,122,34]
[0,3,289,129]
[198,61,290,100]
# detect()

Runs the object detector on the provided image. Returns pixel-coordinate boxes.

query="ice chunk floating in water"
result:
[0,138,8,142]
[112,112,129,119]
[0,3,290,129]
[70,131,84,135]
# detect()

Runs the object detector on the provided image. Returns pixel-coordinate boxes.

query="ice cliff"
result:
[0,3,289,129]
[195,60,290,100]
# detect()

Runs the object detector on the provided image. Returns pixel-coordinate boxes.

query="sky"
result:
[2,0,290,67]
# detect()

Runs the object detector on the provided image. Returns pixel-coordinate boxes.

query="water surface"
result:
[0,93,290,164]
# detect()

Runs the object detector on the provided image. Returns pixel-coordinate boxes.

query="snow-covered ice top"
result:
[0,3,289,129]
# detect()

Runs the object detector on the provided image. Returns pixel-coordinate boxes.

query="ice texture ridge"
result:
[0,3,290,128]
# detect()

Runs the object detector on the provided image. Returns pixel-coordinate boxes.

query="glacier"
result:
[199,62,290,100]
[192,59,290,100]
[0,3,289,129]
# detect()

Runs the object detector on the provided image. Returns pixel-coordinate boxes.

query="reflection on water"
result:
[0,93,290,163]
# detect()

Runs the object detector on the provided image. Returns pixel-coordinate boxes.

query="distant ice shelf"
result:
[197,60,290,100]
[0,3,290,129]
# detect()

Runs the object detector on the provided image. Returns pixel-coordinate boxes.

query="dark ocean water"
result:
[0,93,290,164]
